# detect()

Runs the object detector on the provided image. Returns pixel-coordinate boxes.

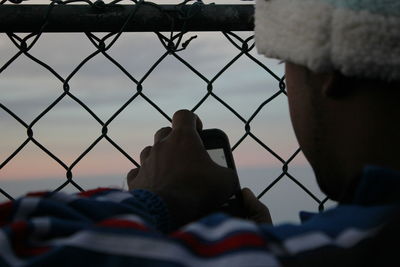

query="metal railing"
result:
[0,0,329,214]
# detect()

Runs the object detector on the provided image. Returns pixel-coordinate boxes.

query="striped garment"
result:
[0,166,399,266]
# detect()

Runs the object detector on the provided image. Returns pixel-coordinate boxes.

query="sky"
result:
[0,0,336,223]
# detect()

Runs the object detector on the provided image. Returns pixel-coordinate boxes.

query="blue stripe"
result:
[261,204,395,240]
[322,0,400,16]
[0,257,9,266]
[26,247,186,267]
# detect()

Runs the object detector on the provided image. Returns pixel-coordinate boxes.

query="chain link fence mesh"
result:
[0,0,330,220]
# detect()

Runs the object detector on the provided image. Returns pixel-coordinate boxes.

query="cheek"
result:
[285,76,311,150]
[285,63,322,166]
[285,64,309,147]
[285,74,320,171]
[287,90,311,150]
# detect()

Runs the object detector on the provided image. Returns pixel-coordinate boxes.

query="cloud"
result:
[1,30,281,119]
[1,0,301,181]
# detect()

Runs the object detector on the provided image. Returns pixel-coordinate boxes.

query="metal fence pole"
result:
[0,4,254,32]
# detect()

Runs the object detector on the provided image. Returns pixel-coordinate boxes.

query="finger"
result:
[194,114,203,132]
[140,146,152,165]
[242,188,266,214]
[126,168,139,189]
[242,188,272,224]
[154,127,172,144]
[172,110,197,131]
[242,188,258,210]
[127,168,139,181]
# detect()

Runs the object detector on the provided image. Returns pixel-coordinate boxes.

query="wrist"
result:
[157,189,207,230]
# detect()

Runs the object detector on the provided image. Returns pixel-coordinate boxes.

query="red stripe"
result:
[10,221,29,256]
[26,191,48,197]
[172,232,267,257]
[18,246,51,257]
[97,219,149,231]
[0,201,13,226]
[78,188,113,197]
[9,221,51,257]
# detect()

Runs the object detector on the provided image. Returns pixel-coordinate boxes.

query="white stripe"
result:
[182,218,259,241]
[14,197,40,221]
[284,227,380,255]
[50,192,79,203]
[285,232,331,255]
[335,227,380,248]
[52,231,280,267]
[0,230,24,266]
[27,216,147,252]
[31,217,51,238]
[268,243,286,256]
[95,191,132,203]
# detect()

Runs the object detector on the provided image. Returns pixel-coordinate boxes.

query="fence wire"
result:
[0,0,329,212]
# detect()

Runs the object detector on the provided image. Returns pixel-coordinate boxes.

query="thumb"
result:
[172,110,198,131]
[242,188,273,224]
[127,168,140,190]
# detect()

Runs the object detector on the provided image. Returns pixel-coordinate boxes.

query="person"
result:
[1,0,399,266]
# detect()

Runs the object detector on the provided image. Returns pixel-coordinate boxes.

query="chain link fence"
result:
[0,0,330,221]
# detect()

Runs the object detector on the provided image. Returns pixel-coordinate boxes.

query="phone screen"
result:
[206,148,228,168]
[207,147,240,208]
[201,129,244,217]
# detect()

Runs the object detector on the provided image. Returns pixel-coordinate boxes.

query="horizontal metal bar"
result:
[0,4,254,32]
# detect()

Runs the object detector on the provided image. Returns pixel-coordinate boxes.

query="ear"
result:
[322,72,351,99]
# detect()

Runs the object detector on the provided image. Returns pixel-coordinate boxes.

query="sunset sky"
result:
[0,0,335,223]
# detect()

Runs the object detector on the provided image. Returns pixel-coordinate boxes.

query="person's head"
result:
[255,0,400,201]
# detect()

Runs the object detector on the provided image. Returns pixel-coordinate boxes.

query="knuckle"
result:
[171,127,186,136]
[170,131,195,148]
[156,126,169,133]
[262,204,269,212]
[155,127,172,137]
[151,142,163,153]
[127,168,139,179]
[175,109,191,116]
[142,145,152,152]
[173,109,194,121]
[140,146,152,157]
[172,127,195,137]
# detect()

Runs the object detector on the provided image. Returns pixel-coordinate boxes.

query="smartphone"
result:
[199,129,245,217]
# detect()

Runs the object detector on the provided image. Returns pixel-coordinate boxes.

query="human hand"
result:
[242,188,272,224]
[127,110,239,229]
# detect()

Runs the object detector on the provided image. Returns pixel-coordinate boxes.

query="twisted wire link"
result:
[0,0,329,210]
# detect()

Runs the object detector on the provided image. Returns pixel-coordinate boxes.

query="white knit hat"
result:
[255,0,400,81]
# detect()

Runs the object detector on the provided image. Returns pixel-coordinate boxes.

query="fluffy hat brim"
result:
[255,0,400,81]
